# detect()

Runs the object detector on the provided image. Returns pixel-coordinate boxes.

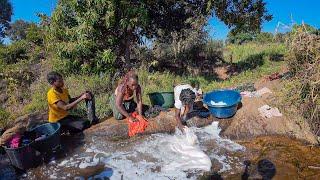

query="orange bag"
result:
[126,112,148,137]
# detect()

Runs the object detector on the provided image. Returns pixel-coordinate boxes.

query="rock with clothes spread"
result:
[240,87,272,98]
[258,105,282,118]
[84,110,214,139]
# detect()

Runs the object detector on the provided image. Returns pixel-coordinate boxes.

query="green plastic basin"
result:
[148,92,174,108]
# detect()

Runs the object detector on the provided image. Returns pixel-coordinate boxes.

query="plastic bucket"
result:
[203,90,241,118]
[148,92,174,108]
[30,123,61,153]
[3,141,38,169]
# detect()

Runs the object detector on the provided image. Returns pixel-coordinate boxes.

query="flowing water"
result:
[18,119,320,180]
[26,122,247,179]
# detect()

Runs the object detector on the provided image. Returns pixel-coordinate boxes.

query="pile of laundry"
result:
[144,105,168,119]
[240,87,272,98]
[233,83,272,98]
[258,105,283,118]
[3,131,49,149]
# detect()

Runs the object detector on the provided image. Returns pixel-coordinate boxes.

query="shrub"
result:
[0,108,11,128]
[285,31,320,136]
[0,40,28,64]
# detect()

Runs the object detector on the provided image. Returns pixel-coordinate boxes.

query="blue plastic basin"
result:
[203,90,241,118]
[30,123,61,153]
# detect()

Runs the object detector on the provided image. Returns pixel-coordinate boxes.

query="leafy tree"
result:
[26,23,44,45]
[0,40,28,64]
[0,0,12,42]
[6,20,31,41]
[227,32,254,44]
[209,0,272,35]
[49,0,271,74]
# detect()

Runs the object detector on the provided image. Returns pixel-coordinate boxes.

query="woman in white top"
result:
[174,83,201,131]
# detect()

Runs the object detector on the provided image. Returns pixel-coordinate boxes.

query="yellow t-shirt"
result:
[47,87,70,122]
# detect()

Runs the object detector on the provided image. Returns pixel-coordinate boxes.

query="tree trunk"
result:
[124,36,130,64]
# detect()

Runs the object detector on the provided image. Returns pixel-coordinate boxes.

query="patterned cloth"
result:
[126,112,148,137]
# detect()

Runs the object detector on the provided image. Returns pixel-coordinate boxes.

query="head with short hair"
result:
[47,71,64,87]
[179,88,196,106]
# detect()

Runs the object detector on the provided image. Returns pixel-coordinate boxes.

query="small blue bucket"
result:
[203,90,241,118]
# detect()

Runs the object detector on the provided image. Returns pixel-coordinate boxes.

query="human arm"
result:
[175,108,185,131]
[56,93,90,111]
[69,91,92,103]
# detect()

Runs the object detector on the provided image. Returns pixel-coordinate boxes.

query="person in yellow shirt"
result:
[47,71,98,133]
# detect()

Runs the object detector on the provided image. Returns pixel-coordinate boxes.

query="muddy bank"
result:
[223,136,320,179]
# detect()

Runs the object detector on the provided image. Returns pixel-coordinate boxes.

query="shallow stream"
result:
[26,122,247,179]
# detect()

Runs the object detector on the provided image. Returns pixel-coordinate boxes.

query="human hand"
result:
[129,116,138,123]
[81,92,91,100]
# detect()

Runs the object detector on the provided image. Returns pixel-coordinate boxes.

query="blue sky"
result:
[7,0,320,40]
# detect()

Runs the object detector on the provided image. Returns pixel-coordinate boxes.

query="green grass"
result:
[1,42,287,128]
[23,74,113,119]
[224,42,287,63]
[139,58,284,102]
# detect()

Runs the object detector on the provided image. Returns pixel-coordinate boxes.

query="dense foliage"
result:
[285,27,320,136]
[48,0,271,74]
[0,0,12,42]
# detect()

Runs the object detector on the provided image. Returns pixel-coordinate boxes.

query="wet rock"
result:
[14,111,47,129]
[85,110,214,139]
[211,159,223,172]
[75,163,105,178]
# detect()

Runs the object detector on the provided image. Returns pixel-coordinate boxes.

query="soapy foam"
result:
[104,127,212,179]
[33,122,244,179]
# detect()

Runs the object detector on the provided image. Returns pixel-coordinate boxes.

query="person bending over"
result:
[174,85,197,131]
[110,71,144,122]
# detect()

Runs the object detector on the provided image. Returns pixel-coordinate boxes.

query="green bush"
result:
[23,80,49,114]
[285,31,320,136]
[0,40,28,64]
[255,32,274,43]
[0,108,11,128]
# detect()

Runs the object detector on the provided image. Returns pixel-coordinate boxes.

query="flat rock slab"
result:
[85,110,214,139]
[219,84,317,144]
